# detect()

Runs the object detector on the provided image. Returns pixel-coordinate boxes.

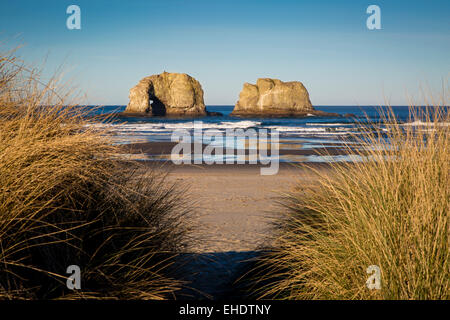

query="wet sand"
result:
[122,141,358,157]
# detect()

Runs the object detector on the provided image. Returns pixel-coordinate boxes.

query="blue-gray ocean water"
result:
[88,105,443,163]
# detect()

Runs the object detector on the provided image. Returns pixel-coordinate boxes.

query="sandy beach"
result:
[166,164,325,253]
[161,163,330,299]
[120,142,339,298]
[123,141,338,252]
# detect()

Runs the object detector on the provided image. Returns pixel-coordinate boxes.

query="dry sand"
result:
[167,164,323,253]
[163,163,328,299]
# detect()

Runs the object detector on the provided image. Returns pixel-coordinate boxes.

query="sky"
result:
[0,0,449,106]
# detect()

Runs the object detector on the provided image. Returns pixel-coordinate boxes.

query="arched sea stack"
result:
[125,72,206,117]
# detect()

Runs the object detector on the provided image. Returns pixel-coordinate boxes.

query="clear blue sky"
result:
[0,0,449,105]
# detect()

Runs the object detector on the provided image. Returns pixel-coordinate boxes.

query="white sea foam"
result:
[264,126,327,132]
[306,123,351,126]
[281,131,355,136]
[401,120,450,127]
[86,120,261,132]
[87,121,359,137]
[263,125,354,135]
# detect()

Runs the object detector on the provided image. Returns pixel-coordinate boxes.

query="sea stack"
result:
[231,78,334,117]
[125,72,206,116]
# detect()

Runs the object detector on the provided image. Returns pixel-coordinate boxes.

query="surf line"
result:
[170,121,280,175]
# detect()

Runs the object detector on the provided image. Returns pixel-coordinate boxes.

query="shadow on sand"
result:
[172,250,267,300]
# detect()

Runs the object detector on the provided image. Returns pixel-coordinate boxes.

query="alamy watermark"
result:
[66,5,81,30]
[366,265,381,290]
[366,5,381,30]
[170,121,280,175]
[65,5,381,31]
[66,264,81,290]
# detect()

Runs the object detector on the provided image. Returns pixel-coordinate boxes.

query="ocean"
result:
[88,105,444,163]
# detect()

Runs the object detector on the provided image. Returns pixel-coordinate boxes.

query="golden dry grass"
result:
[260,105,449,300]
[0,49,192,299]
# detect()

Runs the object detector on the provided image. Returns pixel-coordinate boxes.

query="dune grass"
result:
[0,49,192,299]
[259,105,449,300]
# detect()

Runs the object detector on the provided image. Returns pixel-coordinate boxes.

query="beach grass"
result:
[0,50,192,299]
[258,105,449,299]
